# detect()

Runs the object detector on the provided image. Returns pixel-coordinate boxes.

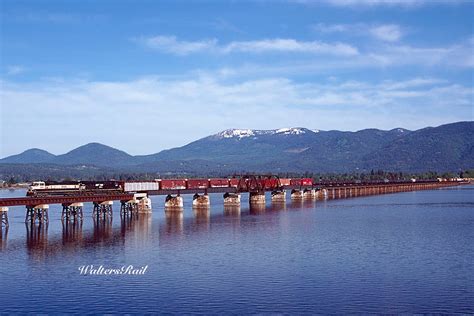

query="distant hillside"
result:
[52,143,136,167]
[1,122,472,177]
[362,121,474,171]
[1,148,55,164]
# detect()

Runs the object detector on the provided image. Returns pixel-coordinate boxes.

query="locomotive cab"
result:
[30,181,46,190]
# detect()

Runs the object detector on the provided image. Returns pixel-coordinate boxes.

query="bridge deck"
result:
[0,181,463,208]
[0,185,316,207]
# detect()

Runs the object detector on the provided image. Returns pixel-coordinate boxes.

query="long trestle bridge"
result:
[0,176,467,230]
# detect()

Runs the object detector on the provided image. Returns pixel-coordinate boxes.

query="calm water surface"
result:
[1,186,473,314]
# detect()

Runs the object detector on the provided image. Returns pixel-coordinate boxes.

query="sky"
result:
[0,0,473,157]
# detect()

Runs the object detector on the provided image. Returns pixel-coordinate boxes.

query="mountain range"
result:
[1,121,473,177]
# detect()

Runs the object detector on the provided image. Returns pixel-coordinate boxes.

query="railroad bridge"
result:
[0,176,467,230]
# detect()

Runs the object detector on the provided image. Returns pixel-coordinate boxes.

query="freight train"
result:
[26,177,314,196]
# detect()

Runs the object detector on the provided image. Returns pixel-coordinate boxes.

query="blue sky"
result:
[1,0,473,157]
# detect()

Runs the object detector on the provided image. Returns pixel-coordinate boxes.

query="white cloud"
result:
[1,75,471,156]
[207,37,473,79]
[222,38,358,55]
[312,23,352,33]
[137,36,359,56]
[368,39,474,67]
[139,36,218,55]
[5,65,26,75]
[313,23,404,42]
[369,24,402,42]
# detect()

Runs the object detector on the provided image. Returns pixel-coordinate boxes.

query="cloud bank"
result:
[1,75,471,156]
[138,36,359,56]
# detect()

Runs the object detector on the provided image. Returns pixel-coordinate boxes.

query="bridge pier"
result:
[1,207,8,227]
[303,189,317,199]
[249,192,266,205]
[120,200,138,217]
[193,193,210,208]
[224,192,241,207]
[25,204,49,224]
[291,189,304,200]
[165,194,184,210]
[271,190,286,203]
[61,202,84,221]
[132,193,152,213]
[93,201,113,219]
[137,196,152,213]
[317,189,328,200]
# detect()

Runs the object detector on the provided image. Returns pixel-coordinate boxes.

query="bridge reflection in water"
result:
[5,189,414,260]
[1,225,8,250]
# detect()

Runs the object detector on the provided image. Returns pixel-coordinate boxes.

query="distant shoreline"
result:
[0,184,28,191]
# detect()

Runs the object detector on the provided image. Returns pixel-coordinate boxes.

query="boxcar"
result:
[290,178,313,186]
[229,178,240,188]
[187,179,209,189]
[160,179,187,190]
[264,178,280,189]
[123,181,159,192]
[209,178,230,188]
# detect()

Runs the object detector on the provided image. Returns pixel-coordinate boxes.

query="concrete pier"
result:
[223,192,241,207]
[165,194,184,210]
[62,202,84,221]
[1,207,8,227]
[137,196,152,213]
[271,190,286,203]
[249,192,266,205]
[316,189,328,200]
[121,194,152,216]
[303,188,317,199]
[193,193,210,208]
[291,189,304,200]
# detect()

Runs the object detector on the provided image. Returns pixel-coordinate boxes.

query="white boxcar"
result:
[124,181,159,192]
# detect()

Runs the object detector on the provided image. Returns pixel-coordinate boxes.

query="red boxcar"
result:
[290,178,313,186]
[264,178,279,189]
[290,179,302,186]
[209,178,230,188]
[229,178,240,187]
[160,179,187,190]
[187,179,209,189]
[279,178,291,186]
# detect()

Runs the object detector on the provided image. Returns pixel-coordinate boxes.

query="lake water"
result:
[1,186,473,314]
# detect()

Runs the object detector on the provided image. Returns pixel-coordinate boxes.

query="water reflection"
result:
[270,202,287,212]
[193,208,210,233]
[290,199,305,208]
[164,210,184,235]
[121,213,152,242]
[0,226,8,250]
[224,206,241,217]
[302,199,317,209]
[25,223,48,261]
[92,217,113,242]
[62,220,83,244]
[249,203,266,214]
[17,199,316,259]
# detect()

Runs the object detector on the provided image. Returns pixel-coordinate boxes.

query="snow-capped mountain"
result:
[1,122,472,174]
[214,127,314,139]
